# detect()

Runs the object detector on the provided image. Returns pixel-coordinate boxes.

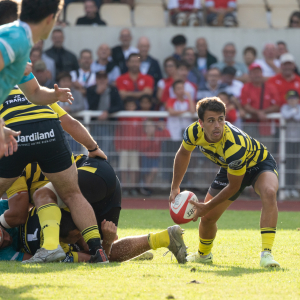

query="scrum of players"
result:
[0,0,281,268]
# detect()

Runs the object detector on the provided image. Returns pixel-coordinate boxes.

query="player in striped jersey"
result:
[169,97,280,268]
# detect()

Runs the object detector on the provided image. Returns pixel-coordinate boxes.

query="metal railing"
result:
[71,111,290,200]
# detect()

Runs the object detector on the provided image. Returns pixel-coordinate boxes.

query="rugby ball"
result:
[170,191,198,224]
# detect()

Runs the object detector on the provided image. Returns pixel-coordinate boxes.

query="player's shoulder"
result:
[223,122,245,145]
[183,121,202,143]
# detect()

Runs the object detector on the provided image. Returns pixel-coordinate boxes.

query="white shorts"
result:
[119,150,139,171]
[43,182,67,208]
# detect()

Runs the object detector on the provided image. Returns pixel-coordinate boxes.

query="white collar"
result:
[16,20,34,47]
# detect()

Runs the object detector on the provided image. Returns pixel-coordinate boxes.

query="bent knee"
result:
[33,187,58,206]
[260,187,277,202]
[200,215,218,226]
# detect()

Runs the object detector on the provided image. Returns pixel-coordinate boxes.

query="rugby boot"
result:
[166,225,187,264]
[260,252,280,268]
[89,248,109,264]
[22,245,66,264]
[187,251,213,263]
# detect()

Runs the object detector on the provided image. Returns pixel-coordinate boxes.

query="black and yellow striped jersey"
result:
[6,155,86,203]
[182,121,269,176]
[1,87,67,126]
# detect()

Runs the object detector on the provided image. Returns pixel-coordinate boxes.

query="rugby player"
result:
[169,97,280,268]
[0,87,107,264]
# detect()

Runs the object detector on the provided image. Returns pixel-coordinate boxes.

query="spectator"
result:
[218,92,237,124]
[139,95,153,112]
[32,60,52,89]
[116,53,154,100]
[33,40,56,84]
[57,72,85,114]
[182,47,205,90]
[45,28,79,76]
[197,67,226,99]
[168,0,202,26]
[280,90,300,198]
[91,44,121,85]
[115,97,142,196]
[268,53,300,107]
[212,43,248,82]
[70,49,96,97]
[288,11,300,28]
[137,37,163,89]
[255,43,280,78]
[195,37,218,76]
[30,48,54,88]
[166,80,195,141]
[171,34,187,61]
[112,28,139,74]
[241,63,280,139]
[139,120,170,196]
[87,71,123,155]
[243,46,257,68]
[157,57,177,101]
[76,0,106,25]
[276,41,299,74]
[205,0,237,27]
[221,66,243,98]
[161,61,197,105]
[102,0,135,9]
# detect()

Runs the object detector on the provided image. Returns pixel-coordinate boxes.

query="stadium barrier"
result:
[72,111,290,200]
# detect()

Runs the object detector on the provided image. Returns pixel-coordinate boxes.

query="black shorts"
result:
[0,119,73,178]
[208,153,278,201]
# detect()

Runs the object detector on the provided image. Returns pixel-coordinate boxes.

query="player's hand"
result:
[169,188,180,204]
[24,62,32,76]
[88,147,107,160]
[189,200,210,221]
[2,127,21,157]
[54,84,74,105]
[101,220,117,245]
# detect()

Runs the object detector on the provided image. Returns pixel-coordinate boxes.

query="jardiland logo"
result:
[16,129,55,143]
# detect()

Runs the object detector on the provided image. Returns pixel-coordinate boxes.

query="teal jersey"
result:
[0,200,24,261]
[0,20,34,104]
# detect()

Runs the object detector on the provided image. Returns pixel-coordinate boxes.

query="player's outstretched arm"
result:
[0,51,4,72]
[59,114,107,160]
[169,145,192,203]
[18,77,74,105]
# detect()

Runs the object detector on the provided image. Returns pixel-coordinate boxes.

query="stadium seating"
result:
[135,0,164,5]
[134,4,166,27]
[66,3,84,26]
[100,4,132,27]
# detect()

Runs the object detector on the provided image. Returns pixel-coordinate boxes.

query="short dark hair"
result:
[196,97,226,121]
[222,66,236,76]
[60,209,77,239]
[127,53,140,62]
[171,34,187,46]
[218,91,230,100]
[52,28,63,35]
[30,48,42,56]
[57,71,72,82]
[177,60,189,69]
[96,71,108,79]
[289,11,300,27]
[139,94,152,103]
[172,80,184,90]
[124,97,137,107]
[20,0,63,24]
[243,46,257,57]
[277,41,286,46]
[163,56,178,68]
[0,0,19,26]
[80,49,92,57]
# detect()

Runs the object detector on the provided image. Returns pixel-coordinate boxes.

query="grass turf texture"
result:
[0,210,299,300]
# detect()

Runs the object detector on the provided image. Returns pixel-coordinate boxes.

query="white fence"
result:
[72,111,289,200]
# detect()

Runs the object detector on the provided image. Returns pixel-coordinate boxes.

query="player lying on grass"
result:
[169,97,280,268]
[0,86,108,264]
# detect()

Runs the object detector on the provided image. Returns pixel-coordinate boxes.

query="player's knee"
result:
[33,187,58,206]
[261,187,277,204]
[200,215,218,227]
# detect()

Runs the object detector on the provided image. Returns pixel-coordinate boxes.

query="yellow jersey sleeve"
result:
[182,124,197,152]
[49,103,67,118]
[6,176,28,198]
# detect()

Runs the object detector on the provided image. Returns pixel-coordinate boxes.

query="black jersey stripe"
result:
[223,139,234,153]
[226,146,246,163]
[192,123,199,141]
[26,163,37,203]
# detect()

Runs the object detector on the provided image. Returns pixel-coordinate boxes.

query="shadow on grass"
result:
[0,284,52,300]
[0,261,121,274]
[179,263,287,277]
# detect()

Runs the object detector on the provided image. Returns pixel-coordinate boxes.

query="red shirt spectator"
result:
[116,53,154,100]
[205,0,236,9]
[168,0,201,13]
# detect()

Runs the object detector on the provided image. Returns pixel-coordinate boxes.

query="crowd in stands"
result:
[29,2,300,195]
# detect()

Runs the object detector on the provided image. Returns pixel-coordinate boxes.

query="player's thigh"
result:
[0,177,19,195]
[254,171,278,201]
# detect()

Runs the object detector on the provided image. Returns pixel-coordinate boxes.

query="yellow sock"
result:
[82,225,101,255]
[37,204,61,250]
[147,230,170,250]
[198,237,214,256]
[261,227,276,252]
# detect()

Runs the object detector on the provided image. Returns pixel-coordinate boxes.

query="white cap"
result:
[280,53,295,64]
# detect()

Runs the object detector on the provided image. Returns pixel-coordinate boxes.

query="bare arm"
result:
[0,51,4,72]
[18,78,73,105]
[119,88,153,100]
[169,145,192,203]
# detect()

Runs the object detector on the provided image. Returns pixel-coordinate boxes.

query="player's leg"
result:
[187,191,232,263]
[253,171,280,267]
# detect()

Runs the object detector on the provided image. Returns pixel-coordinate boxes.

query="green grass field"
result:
[0,209,300,300]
